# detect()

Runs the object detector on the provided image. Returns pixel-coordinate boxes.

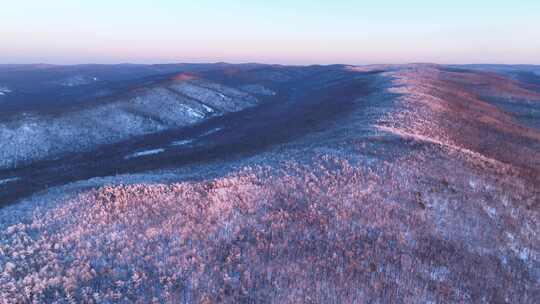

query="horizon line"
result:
[1,61,540,67]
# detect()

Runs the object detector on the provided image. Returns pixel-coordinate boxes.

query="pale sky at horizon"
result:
[1,0,539,65]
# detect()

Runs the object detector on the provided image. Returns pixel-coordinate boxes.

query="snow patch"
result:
[59,75,99,87]
[124,148,165,159]
[377,125,508,168]
[201,104,215,113]
[201,127,223,137]
[519,248,530,262]
[0,86,12,96]
[181,104,205,119]
[217,92,230,100]
[484,205,497,219]
[430,266,450,282]
[171,139,194,146]
[0,177,20,185]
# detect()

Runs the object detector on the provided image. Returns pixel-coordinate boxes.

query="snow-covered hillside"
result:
[0,76,259,169]
[1,63,540,303]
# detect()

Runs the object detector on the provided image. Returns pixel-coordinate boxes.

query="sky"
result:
[1,0,539,65]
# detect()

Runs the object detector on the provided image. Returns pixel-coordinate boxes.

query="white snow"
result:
[0,177,20,185]
[59,75,98,87]
[430,266,450,282]
[519,247,530,262]
[217,93,229,100]
[0,86,12,95]
[202,104,215,113]
[171,139,194,146]
[0,79,259,170]
[181,104,205,119]
[201,127,223,137]
[484,206,497,219]
[124,148,165,159]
